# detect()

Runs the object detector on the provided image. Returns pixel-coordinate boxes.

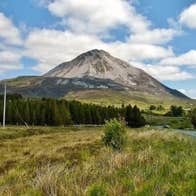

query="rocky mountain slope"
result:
[0,49,190,103]
[44,49,188,98]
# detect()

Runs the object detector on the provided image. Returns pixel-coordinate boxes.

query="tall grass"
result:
[0,127,195,195]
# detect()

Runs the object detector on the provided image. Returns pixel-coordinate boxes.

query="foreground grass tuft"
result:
[0,127,195,195]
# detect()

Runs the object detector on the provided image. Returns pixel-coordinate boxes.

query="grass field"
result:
[65,89,196,109]
[144,114,193,129]
[0,126,195,195]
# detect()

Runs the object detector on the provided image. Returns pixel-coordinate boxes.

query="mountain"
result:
[0,49,190,105]
[44,49,188,98]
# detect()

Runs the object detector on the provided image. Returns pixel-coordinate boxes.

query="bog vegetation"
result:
[0,126,195,195]
[0,94,195,195]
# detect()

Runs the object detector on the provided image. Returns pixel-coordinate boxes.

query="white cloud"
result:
[160,50,196,66]
[0,51,22,74]
[40,0,181,47]
[0,12,22,45]
[0,51,20,63]
[0,13,23,75]
[129,28,179,45]
[25,29,107,72]
[46,0,150,34]
[131,61,193,81]
[25,28,174,73]
[179,3,196,29]
[109,42,174,61]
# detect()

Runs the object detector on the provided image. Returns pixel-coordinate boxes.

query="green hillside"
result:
[65,89,195,108]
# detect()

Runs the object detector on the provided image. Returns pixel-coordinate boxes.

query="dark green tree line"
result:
[0,95,145,127]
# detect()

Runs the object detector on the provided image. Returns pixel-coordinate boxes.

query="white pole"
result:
[3,83,6,128]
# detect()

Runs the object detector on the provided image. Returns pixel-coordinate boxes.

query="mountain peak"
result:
[43,49,189,99]
[43,49,153,88]
[83,49,108,55]
[44,49,135,83]
[75,49,110,60]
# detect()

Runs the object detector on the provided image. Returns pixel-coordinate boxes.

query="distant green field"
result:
[4,76,39,88]
[65,89,196,109]
[0,126,195,195]
[144,114,193,129]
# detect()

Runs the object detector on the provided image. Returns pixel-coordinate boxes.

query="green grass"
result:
[144,114,193,129]
[0,126,195,195]
[65,89,196,109]
[4,76,39,88]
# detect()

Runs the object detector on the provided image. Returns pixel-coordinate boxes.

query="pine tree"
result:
[125,105,145,127]
[24,100,30,124]
[125,105,133,127]
[59,102,72,125]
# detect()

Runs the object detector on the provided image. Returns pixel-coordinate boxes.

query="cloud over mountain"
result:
[0,1,196,98]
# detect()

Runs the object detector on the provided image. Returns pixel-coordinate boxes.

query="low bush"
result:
[87,184,108,196]
[165,105,184,117]
[102,119,127,151]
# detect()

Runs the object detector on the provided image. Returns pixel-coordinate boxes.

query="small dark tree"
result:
[125,105,146,127]
[149,105,156,111]
[132,105,146,127]
[190,108,196,128]
[166,105,184,117]
[125,105,133,126]
[157,105,164,111]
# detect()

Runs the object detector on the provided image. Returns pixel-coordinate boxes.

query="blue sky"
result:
[0,0,196,98]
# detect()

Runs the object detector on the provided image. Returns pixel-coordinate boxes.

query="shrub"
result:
[125,105,146,128]
[157,105,164,111]
[190,108,196,128]
[87,184,108,196]
[165,105,184,117]
[169,118,192,129]
[102,119,127,151]
[149,105,156,110]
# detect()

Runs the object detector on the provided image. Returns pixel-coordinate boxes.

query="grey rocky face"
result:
[44,49,173,96]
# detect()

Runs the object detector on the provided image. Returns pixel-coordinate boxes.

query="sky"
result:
[0,0,196,98]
